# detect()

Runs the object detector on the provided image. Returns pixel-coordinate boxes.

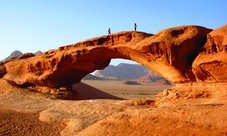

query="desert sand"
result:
[0,79,227,136]
[0,109,65,136]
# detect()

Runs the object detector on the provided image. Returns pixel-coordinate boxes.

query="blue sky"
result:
[0,0,226,65]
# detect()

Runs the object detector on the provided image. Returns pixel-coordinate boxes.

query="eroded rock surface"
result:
[0,64,6,78]
[193,24,227,83]
[135,26,212,83]
[1,25,215,94]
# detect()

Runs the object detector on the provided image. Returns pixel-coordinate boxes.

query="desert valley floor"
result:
[0,79,227,136]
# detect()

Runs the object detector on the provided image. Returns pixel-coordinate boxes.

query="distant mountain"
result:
[2,50,42,62]
[136,75,171,85]
[3,50,23,62]
[94,63,149,80]
[94,63,172,85]
[83,73,103,80]
[34,50,42,55]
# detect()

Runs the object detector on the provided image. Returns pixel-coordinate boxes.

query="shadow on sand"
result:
[72,82,124,100]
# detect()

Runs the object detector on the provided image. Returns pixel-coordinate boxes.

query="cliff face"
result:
[192,24,227,83]
[2,25,226,93]
[135,26,212,83]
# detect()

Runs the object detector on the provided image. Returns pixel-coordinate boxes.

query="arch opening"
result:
[80,58,173,99]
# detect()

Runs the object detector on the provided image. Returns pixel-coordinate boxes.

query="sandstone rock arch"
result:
[2,25,220,93]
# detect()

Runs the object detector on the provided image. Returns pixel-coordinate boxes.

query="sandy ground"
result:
[0,79,227,136]
[0,109,65,136]
[81,80,172,99]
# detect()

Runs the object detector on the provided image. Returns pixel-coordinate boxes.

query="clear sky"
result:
[0,0,226,65]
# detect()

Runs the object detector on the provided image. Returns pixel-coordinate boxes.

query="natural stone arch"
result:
[2,25,212,91]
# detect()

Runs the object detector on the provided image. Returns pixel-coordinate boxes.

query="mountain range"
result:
[1,50,42,62]
[93,63,171,85]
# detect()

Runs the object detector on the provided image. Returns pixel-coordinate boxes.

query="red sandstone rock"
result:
[2,31,152,90]
[192,24,227,83]
[1,26,213,93]
[0,64,6,78]
[135,25,212,83]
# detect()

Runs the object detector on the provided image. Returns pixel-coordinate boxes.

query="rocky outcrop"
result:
[0,64,6,78]
[120,80,141,85]
[1,25,216,94]
[192,24,227,83]
[135,26,212,83]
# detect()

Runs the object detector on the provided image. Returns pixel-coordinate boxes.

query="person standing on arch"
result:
[108,28,111,35]
[134,23,137,31]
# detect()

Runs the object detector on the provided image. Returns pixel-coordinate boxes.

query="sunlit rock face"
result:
[134,26,212,83]
[1,25,214,90]
[192,24,227,83]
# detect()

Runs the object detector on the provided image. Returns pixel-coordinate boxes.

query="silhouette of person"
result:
[134,23,137,31]
[108,28,111,35]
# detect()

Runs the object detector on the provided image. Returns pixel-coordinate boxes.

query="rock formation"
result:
[192,24,227,83]
[2,31,152,90]
[3,25,227,96]
[0,64,6,78]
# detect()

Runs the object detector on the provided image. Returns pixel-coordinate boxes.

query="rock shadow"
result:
[72,82,124,100]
